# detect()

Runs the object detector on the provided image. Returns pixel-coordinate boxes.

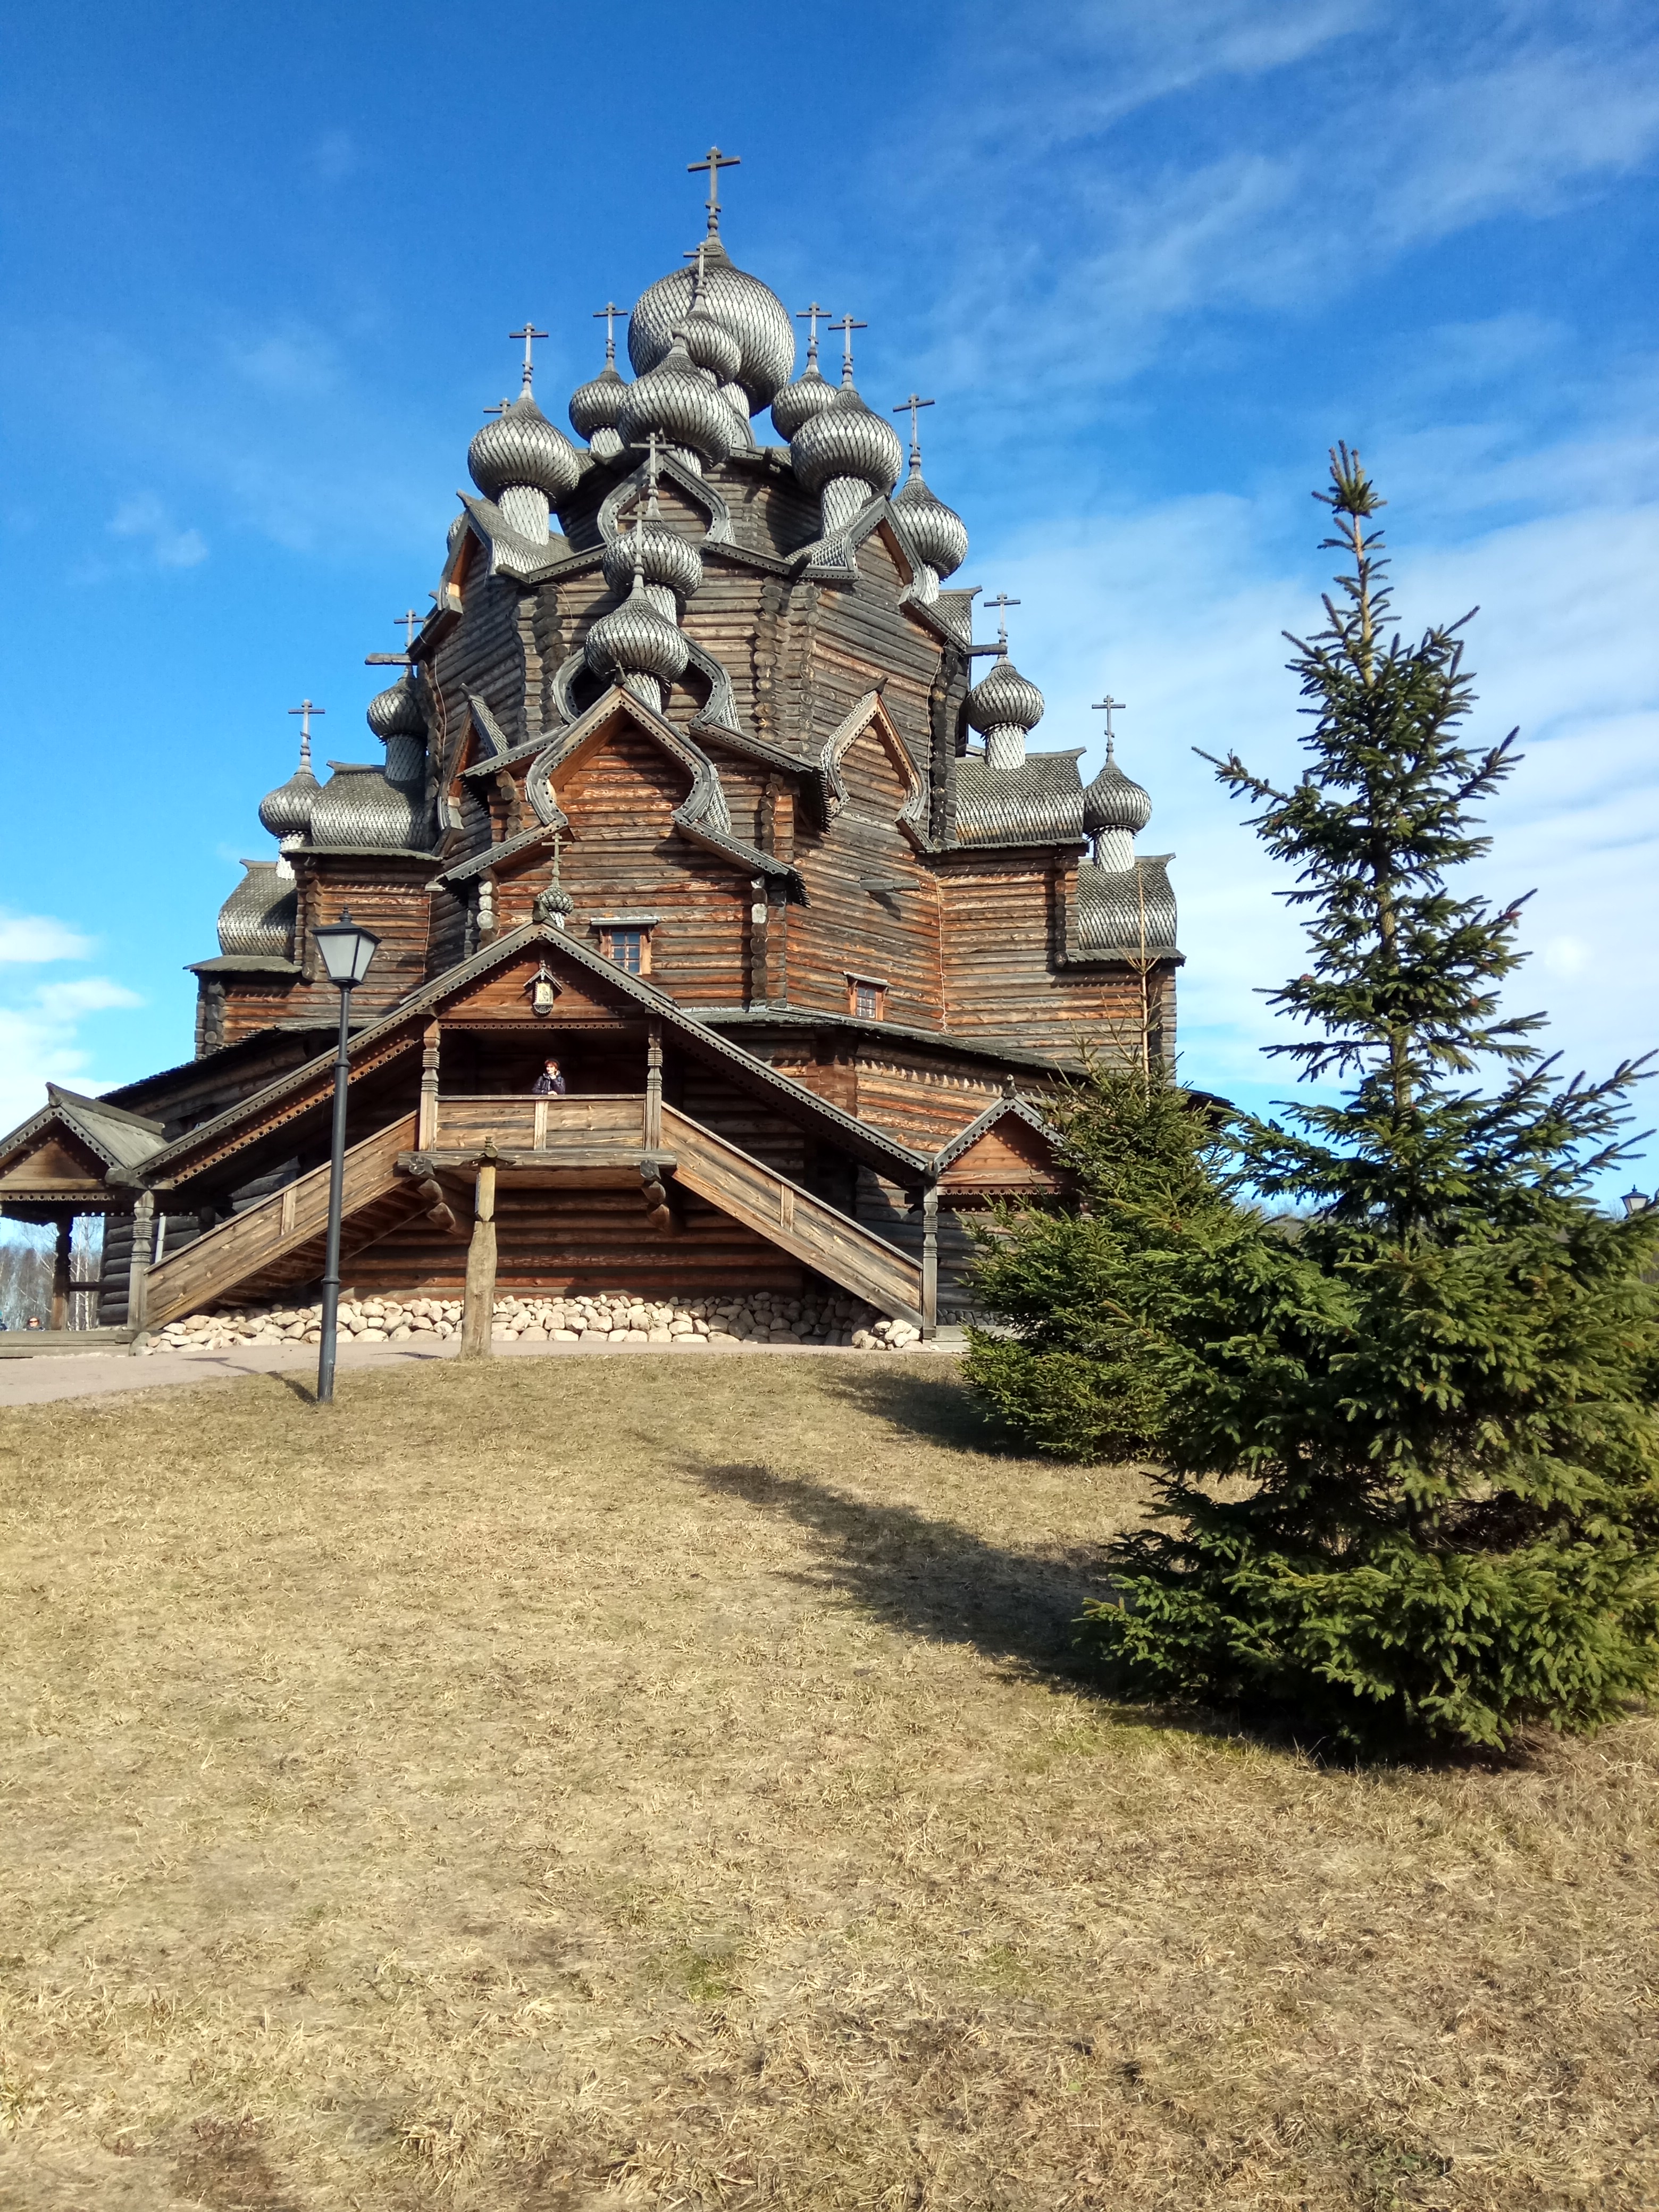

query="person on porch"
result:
[531,1057,566,1096]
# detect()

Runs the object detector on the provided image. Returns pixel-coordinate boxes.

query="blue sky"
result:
[3,1,1656,1182]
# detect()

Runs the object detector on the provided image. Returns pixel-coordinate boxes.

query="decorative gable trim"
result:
[816,690,929,850]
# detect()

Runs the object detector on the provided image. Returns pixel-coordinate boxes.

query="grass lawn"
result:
[1,1358,1655,2210]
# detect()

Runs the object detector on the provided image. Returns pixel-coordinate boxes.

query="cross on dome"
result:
[592,301,624,365]
[1092,694,1127,751]
[893,392,935,467]
[688,145,740,235]
[396,609,422,649]
[833,314,867,384]
[796,302,833,362]
[509,322,548,391]
[287,699,324,766]
[986,593,1020,652]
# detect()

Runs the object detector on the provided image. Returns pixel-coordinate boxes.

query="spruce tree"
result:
[962,1067,1231,1462]
[1082,449,1659,1754]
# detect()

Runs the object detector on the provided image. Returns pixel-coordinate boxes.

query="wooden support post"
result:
[920,1183,939,1341]
[459,1144,498,1359]
[645,1023,663,1150]
[51,1214,72,1331]
[127,1192,155,1336]
[417,1023,441,1149]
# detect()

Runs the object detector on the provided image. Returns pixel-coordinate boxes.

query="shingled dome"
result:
[585,567,691,705]
[467,391,582,507]
[617,332,736,474]
[309,763,428,851]
[569,360,627,460]
[257,754,321,847]
[629,235,794,413]
[601,513,703,612]
[894,462,968,582]
[966,654,1045,767]
[366,675,425,742]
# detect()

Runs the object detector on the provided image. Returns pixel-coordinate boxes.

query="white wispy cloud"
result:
[108,492,207,568]
[0,912,94,963]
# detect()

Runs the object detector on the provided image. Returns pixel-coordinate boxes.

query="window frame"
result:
[847,973,887,1021]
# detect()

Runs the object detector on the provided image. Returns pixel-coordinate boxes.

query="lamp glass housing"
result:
[314,916,381,987]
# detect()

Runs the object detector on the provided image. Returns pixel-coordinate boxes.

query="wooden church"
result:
[0,153,1179,1342]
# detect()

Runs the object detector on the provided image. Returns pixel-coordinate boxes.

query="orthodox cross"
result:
[509,322,547,391]
[688,145,740,234]
[1092,694,1127,752]
[893,392,934,466]
[483,396,513,416]
[592,301,624,366]
[833,314,867,382]
[987,592,1019,650]
[795,301,833,363]
[366,609,423,668]
[287,699,324,766]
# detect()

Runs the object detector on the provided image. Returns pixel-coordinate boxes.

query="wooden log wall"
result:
[275,863,435,1028]
[852,1169,981,1320]
[937,854,1170,1058]
[340,1182,806,1300]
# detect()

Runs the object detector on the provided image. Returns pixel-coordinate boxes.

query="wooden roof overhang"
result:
[136,923,929,1200]
[0,1086,167,1219]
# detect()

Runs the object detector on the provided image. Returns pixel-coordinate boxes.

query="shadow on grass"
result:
[692,1454,1116,1687]
[815,1356,1050,1460]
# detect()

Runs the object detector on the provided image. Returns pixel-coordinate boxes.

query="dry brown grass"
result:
[1,1358,1654,2210]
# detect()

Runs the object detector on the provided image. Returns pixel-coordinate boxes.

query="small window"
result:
[849,976,886,1021]
[602,927,650,975]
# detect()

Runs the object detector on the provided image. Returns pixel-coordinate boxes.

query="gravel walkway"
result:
[0,1329,958,1409]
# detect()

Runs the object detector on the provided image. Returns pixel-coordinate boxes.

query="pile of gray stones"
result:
[143,1289,923,1354]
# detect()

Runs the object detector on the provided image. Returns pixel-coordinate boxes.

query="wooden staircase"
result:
[139,1103,923,1328]
[659,1104,923,1324]
[144,1116,417,1326]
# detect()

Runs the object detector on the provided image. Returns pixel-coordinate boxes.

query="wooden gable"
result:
[933,1102,1066,1206]
[439,941,628,1028]
[0,1128,109,1196]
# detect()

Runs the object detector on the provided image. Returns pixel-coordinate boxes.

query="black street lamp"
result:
[313,910,379,1404]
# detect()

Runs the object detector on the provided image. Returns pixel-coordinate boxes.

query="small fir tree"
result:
[962,1067,1232,1462]
[1080,449,1659,1753]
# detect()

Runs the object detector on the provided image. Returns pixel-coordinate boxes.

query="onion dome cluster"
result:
[790,382,903,536]
[1083,742,1152,870]
[468,391,581,541]
[966,654,1046,770]
[617,330,738,475]
[629,236,794,416]
[893,457,968,599]
[585,528,691,710]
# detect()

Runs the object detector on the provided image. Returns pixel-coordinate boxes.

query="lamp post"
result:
[312,911,379,1404]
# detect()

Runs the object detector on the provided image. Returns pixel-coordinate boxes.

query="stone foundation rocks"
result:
[144,1289,923,1354]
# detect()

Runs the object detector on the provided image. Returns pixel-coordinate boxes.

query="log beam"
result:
[459,1143,498,1359]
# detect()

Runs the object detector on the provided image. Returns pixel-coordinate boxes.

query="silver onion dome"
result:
[770,359,837,442]
[1083,744,1152,836]
[467,391,582,529]
[585,567,691,708]
[1083,741,1152,869]
[894,464,968,582]
[258,751,321,847]
[366,674,425,742]
[310,763,428,851]
[966,653,1046,769]
[682,294,742,387]
[570,361,627,461]
[629,236,794,414]
[601,515,702,612]
[790,386,904,498]
[616,333,736,474]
